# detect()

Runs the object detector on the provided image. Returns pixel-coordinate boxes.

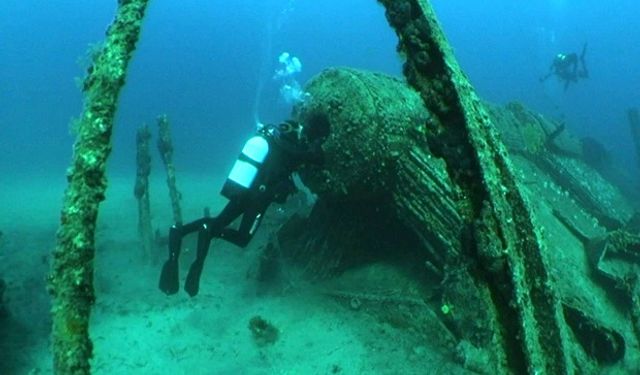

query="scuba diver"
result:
[540,43,589,90]
[158,120,324,297]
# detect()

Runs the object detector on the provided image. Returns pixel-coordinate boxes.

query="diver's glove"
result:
[272,178,297,204]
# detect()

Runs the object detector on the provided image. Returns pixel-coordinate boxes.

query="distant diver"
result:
[158,120,324,297]
[540,43,589,90]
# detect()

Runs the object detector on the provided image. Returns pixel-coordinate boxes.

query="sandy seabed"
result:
[0,172,461,375]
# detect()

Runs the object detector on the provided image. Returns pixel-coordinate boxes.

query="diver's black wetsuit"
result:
[159,122,323,297]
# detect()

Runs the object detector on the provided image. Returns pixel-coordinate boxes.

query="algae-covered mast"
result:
[48,1,151,374]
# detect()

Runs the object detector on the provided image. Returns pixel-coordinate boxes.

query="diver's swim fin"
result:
[579,43,589,78]
[184,227,213,297]
[159,224,184,295]
[184,261,204,297]
[159,259,179,295]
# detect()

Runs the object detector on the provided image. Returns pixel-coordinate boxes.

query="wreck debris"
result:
[587,230,640,341]
[563,303,625,365]
[289,60,639,372]
[289,0,606,372]
[296,67,461,272]
[134,124,154,261]
[157,114,183,225]
[489,103,634,230]
[248,315,279,347]
[296,68,431,201]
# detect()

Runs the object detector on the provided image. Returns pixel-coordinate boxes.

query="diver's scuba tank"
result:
[221,129,272,199]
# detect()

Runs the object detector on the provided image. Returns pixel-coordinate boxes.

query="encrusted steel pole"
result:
[48,1,151,373]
